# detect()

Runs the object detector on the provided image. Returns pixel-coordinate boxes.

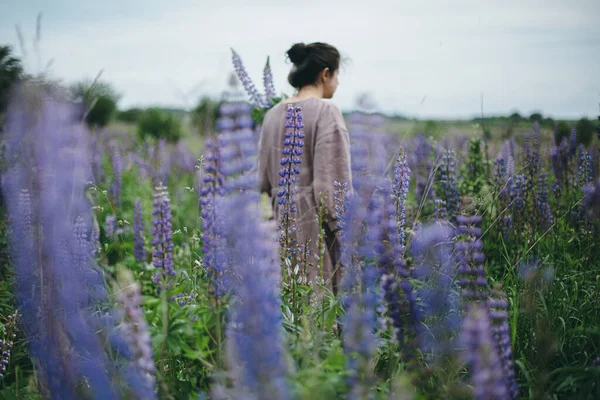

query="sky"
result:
[1,0,599,119]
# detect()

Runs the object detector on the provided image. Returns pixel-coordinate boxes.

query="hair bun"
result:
[287,43,309,65]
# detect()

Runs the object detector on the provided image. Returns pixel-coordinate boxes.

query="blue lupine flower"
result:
[231,48,270,109]
[115,269,156,398]
[461,305,509,400]
[535,174,553,229]
[109,146,123,207]
[151,184,175,291]
[105,214,117,238]
[488,284,519,399]
[218,177,289,399]
[0,83,140,398]
[277,105,304,211]
[455,215,489,303]
[134,198,146,263]
[392,147,410,247]
[411,221,460,360]
[263,56,276,102]
[439,149,460,220]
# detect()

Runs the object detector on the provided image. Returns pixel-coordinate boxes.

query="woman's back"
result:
[257,96,352,294]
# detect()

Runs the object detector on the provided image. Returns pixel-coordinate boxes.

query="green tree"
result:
[554,121,571,145]
[71,78,120,128]
[529,112,543,122]
[117,107,143,124]
[191,96,219,136]
[575,117,595,147]
[0,45,24,117]
[137,108,182,143]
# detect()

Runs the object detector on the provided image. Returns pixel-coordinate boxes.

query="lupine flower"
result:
[509,175,527,222]
[151,184,175,290]
[411,221,460,360]
[455,215,489,303]
[115,268,156,398]
[91,137,103,184]
[392,147,410,247]
[277,105,304,264]
[439,149,460,220]
[217,171,289,400]
[461,305,509,400]
[263,56,276,102]
[0,83,132,398]
[105,214,117,238]
[434,198,447,220]
[0,312,18,380]
[535,173,553,229]
[109,147,123,207]
[277,105,304,211]
[336,167,383,398]
[569,128,577,158]
[578,145,593,188]
[134,198,145,263]
[231,48,270,109]
[488,284,519,399]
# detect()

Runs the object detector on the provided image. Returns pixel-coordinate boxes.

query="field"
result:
[0,72,599,400]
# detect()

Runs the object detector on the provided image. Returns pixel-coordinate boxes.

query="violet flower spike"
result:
[231,48,269,109]
[461,305,509,400]
[134,198,146,263]
[263,56,276,102]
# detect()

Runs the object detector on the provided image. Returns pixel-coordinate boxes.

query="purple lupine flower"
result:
[263,56,276,102]
[277,105,304,211]
[109,147,123,207]
[377,175,421,354]
[115,269,156,398]
[0,83,135,398]
[91,137,103,184]
[488,284,519,399]
[231,48,269,109]
[393,147,410,247]
[455,215,489,303]
[134,198,146,263]
[217,172,289,400]
[439,149,460,220]
[337,173,383,398]
[0,312,17,380]
[434,198,447,220]
[333,181,350,231]
[509,175,527,224]
[569,128,577,158]
[105,214,117,239]
[535,173,553,229]
[151,184,175,291]
[200,137,229,298]
[578,145,593,188]
[461,305,509,400]
[277,105,304,264]
[411,221,460,360]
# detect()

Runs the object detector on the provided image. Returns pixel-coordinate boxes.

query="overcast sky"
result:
[1,0,599,119]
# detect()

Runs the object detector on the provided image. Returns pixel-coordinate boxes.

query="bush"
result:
[575,117,595,147]
[117,107,144,124]
[137,108,183,143]
[555,121,571,145]
[71,79,120,128]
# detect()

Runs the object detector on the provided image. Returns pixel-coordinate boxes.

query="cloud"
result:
[2,0,599,118]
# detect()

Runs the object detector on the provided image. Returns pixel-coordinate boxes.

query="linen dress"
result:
[257,97,352,295]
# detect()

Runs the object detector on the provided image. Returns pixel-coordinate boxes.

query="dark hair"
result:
[286,42,340,89]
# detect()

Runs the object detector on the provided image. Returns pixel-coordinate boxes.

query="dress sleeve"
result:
[313,103,352,232]
[256,123,272,195]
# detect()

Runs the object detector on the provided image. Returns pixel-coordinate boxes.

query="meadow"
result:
[0,51,599,400]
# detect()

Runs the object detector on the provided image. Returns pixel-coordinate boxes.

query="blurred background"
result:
[1,0,599,144]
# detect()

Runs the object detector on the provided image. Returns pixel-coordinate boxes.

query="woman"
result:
[257,42,352,296]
